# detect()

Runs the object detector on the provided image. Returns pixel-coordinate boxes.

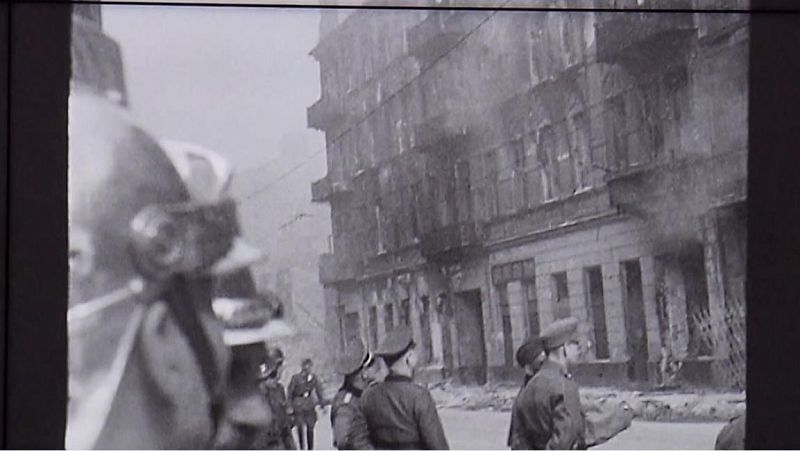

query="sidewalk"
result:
[428,381,746,422]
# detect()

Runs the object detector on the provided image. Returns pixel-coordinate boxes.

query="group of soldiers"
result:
[324,318,632,451]
[67,83,744,449]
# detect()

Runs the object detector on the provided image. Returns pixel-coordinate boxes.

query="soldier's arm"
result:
[287,376,297,399]
[349,401,375,450]
[415,390,450,450]
[211,420,244,450]
[333,401,374,450]
[313,376,328,406]
[332,402,355,448]
[282,426,298,450]
[546,391,579,450]
[583,403,634,448]
[509,405,532,450]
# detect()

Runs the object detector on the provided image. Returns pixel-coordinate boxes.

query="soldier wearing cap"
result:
[361,325,450,450]
[256,347,298,449]
[330,338,380,450]
[509,331,633,450]
[288,357,329,449]
[511,317,585,449]
[508,336,546,448]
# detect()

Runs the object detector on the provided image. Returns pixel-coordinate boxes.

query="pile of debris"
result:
[428,380,746,422]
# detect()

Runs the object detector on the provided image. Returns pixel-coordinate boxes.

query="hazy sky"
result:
[102,4,324,172]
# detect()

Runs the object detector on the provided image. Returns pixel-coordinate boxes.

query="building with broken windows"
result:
[308,1,747,387]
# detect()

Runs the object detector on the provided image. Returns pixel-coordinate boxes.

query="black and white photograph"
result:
[67,1,748,449]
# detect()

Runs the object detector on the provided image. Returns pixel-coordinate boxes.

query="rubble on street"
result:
[427,380,745,423]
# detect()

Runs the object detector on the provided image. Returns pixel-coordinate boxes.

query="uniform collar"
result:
[540,359,570,377]
[385,373,413,383]
[342,381,363,397]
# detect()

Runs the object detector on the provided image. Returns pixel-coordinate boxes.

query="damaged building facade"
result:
[308,2,747,387]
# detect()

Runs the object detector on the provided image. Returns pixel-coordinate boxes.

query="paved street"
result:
[311,408,726,450]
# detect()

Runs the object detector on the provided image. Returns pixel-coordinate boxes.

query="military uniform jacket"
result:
[361,374,449,450]
[511,361,585,450]
[257,382,297,449]
[331,386,373,450]
[288,372,326,413]
[714,413,745,450]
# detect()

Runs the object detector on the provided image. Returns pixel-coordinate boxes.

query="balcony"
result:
[412,113,470,154]
[595,1,696,65]
[606,151,747,218]
[318,253,362,285]
[307,97,348,131]
[421,221,485,265]
[311,174,353,203]
[407,10,483,68]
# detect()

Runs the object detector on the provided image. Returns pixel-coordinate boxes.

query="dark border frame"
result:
[4,1,800,448]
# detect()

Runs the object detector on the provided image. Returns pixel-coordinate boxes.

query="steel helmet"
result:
[157,139,294,346]
[67,88,235,449]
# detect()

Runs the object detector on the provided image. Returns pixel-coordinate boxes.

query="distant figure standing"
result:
[361,325,449,450]
[257,348,297,449]
[288,358,328,449]
[331,338,379,450]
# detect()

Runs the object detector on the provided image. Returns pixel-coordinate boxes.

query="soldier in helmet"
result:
[361,325,449,450]
[157,139,297,450]
[288,357,329,449]
[256,347,298,449]
[330,338,380,450]
[66,88,257,449]
[211,289,295,450]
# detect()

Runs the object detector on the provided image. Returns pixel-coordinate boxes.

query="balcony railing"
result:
[406,10,483,67]
[412,113,470,154]
[307,97,348,130]
[311,174,353,203]
[318,253,362,285]
[595,2,696,64]
[420,221,485,264]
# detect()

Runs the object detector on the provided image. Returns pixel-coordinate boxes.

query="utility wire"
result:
[240,3,512,201]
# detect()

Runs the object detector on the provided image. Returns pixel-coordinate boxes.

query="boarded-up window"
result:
[497,142,525,214]
[539,125,558,201]
[369,306,379,349]
[455,160,472,222]
[607,95,628,170]
[419,296,433,364]
[498,285,514,365]
[344,312,361,350]
[384,303,395,334]
[584,266,610,359]
[552,272,571,320]
[525,278,540,338]
[569,111,591,190]
[337,305,347,353]
[399,298,411,326]
[524,136,544,207]
[483,150,498,217]
[555,124,575,196]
